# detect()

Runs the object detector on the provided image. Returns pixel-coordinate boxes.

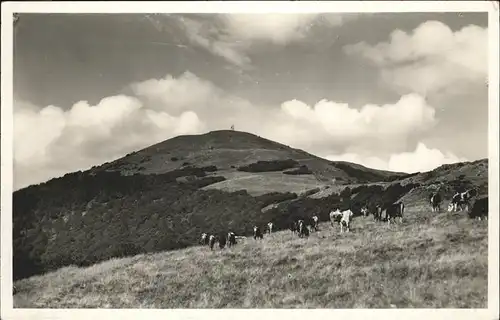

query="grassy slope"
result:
[13,204,487,308]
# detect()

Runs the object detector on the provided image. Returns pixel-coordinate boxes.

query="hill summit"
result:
[90,130,409,195]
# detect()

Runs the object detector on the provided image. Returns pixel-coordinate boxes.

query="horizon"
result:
[11,11,490,190]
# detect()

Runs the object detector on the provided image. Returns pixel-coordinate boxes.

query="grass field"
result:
[202,170,324,196]
[13,204,488,309]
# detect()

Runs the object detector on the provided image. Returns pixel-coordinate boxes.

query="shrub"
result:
[331,162,384,183]
[256,192,298,209]
[237,159,299,173]
[283,165,313,175]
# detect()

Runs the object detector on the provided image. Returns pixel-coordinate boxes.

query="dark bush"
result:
[256,192,298,209]
[283,165,313,175]
[202,165,218,172]
[301,188,321,197]
[331,163,384,183]
[237,159,299,173]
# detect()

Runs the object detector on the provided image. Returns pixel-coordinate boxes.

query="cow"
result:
[372,205,383,221]
[208,235,217,250]
[361,206,369,217]
[329,209,343,227]
[339,209,354,233]
[297,220,310,238]
[200,232,209,245]
[311,215,319,231]
[227,232,237,247]
[253,226,263,240]
[13,285,17,295]
[267,222,275,234]
[450,189,477,212]
[386,202,404,225]
[218,234,227,249]
[468,196,488,221]
[289,220,298,234]
[429,192,442,212]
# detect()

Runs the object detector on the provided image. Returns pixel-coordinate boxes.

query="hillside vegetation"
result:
[12,130,489,285]
[91,130,411,190]
[13,205,488,308]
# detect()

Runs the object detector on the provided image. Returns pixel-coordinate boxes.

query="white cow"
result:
[340,209,354,233]
[312,215,319,231]
[267,222,275,234]
[329,209,343,227]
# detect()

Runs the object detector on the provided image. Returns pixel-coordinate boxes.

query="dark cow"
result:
[449,189,477,212]
[200,232,209,245]
[218,233,227,249]
[227,232,237,247]
[372,205,383,221]
[386,202,404,225]
[429,192,442,212]
[361,206,369,217]
[253,226,263,240]
[289,220,298,234]
[208,235,217,250]
[297,220,310,238]
[468,196,488,221]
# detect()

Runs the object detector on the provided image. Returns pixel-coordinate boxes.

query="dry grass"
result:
[13,206,487,309]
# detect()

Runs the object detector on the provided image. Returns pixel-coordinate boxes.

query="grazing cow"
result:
[372,205,383,221]
[227,232,237,247]
[329,209,343,227]
[361,206,369,217]
[450,189,477,212]
[447,203,455,212]
[339,209,354,233]
[289,220,298,234]
[311,215,319,231]
[386,202,404,225]
[208,235,217,250]
[267,222,275,234]
[297,220,310,238]
[218,234,227,249]
[253,226,263,240]
[200,232,209,245]
[468,196,488,221]
[429,192,442,212]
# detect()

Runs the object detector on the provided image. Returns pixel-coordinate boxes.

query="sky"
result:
[12,11,489,190]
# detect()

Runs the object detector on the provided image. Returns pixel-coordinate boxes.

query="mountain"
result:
[12,130,488,281]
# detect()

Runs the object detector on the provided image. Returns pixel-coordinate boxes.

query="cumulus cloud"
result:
[14,88,206,190]
[174,13,357,68]
[265,93,437,155]
[221,14,319,45]
[344,20,488,95]
[14,71,451,190]
[326,142,468,173]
